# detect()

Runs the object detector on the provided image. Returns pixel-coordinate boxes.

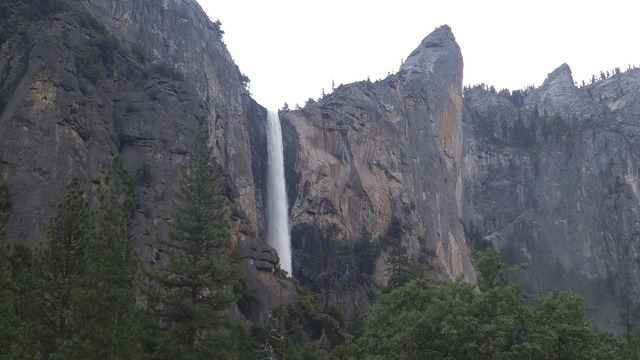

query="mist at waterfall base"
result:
[265,110,292,275]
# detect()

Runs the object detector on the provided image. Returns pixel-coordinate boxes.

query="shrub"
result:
[135,163,153,186]
[148,63,183,81]
[130,45,148,64]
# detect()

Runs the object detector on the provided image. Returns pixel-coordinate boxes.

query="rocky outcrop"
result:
[525,63,597,117]
[282,26,475,295]
[463,65,640,330]
[0,0,284,325]
[9,0,638,333]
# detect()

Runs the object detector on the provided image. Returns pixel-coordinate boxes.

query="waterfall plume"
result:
[266,110,292,275]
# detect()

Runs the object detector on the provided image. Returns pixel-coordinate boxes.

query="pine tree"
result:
[0,175,9,240]
[147,120,243,359]
[2,243,37,359]
[385,242,417,290]
[0,176,44,358]
[0,174,15,357]
[73,156,142,359]
[34,177,93,357]
[383,216,419,289]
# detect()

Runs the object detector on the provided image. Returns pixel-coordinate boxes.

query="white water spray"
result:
[266,110,292,275]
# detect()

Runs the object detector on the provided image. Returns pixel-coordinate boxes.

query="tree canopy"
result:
[348,249,631,359]
[145,120,245,359]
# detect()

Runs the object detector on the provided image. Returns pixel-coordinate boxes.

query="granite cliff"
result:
[463,64,640,329]
[1,0,478,322]
[281,26,474,300]
[0,0,289,325]
[3,0,640,332]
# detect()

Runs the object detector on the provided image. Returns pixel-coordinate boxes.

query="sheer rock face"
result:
[525,63,598,118]
[1,0,526,324]
[463,65,640,329]
[0,0,289,325]
[282,25,475,290]
[7,0,640,332]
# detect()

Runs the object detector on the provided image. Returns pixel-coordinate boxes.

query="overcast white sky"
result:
[197,0,640,110]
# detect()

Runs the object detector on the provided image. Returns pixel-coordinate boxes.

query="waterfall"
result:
[266,110,292,275]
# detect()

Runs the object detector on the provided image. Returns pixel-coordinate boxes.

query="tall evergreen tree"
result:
[0,176,42,359]
[1,243,37,359]
[0,174,15,357]
[383,217,420,290]
[34,177,93,358]
[72,156,142,359]
[147,120,243,359]
[0,175,9,240]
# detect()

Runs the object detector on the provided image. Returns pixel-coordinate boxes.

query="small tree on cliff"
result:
[383,216,420,290]
[147,119,243,359]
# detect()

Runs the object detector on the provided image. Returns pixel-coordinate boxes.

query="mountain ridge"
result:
[1,0,639,333]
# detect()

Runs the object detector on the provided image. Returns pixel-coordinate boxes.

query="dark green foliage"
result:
[1,164,141,359]
[48,6,113,84]
[616,276,640,340]
[270,281,344,359]
[528,290,600,358]
[351,249,630,359]
[385,215,404,245]
[136,162,154,187]
[209,324,261,360]
[0,0,102,55]
[0,0,68,23]
[131,44,149,64]
[0,176,10,239]
[500,240,615,314]
[378,215,403,248]
[71,35,120,84]
[512,113,535,146]
[34,177,93,357]
[213,19,224,38]
[0,176,15,356]
[550,114,569,136]
[357,277,480,359]
[146,120,244,359]
[470,92,577,149]
[87,35,120,64]
[235,65,250,89]
[235,278,260,320]
[0,53,29,117]
[384,241,419,290]
[71,45,106,83]
[353,226,376,275]
[474,109,496,140]
[317,224,342,312]
[381,217,421,290]
[0,243,37,358]
[462,220,493,251]
[149,62,184,81]
[72,156,142,359]
[69,6,106,33]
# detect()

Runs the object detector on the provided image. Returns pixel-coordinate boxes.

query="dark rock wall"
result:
[281,26,475,297]
[0,0,289,325]
[4,0,639,331]
[462,66,640,330]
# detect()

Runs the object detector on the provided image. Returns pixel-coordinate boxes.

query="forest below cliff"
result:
[1,165,638,359]
[3,0,640,358]
[0,119,638,359]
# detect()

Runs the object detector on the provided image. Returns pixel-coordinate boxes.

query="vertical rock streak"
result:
[266,110,292,274]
